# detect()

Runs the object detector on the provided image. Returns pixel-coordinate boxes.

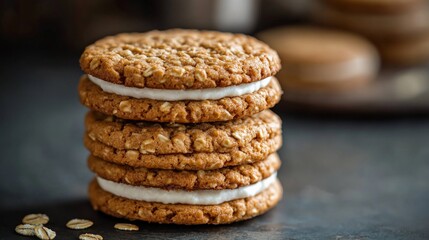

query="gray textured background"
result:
[0,53,428,239]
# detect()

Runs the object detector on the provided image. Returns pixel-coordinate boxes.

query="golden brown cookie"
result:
[80,30,281,89]
[85,134,281,170]
[258,26,379,91]
[85,110,281,155]
[79,75,282,122]
[88,178,282,225]
[83,110,282,170]
[87,153,280,190]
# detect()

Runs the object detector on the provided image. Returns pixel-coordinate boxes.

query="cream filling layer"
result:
[97,172,277,205]
[88,75,272,101]
[287,55,378,82]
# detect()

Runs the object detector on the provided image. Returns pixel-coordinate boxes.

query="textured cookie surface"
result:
[88,153,280,190]
[80,29,281,89]
[85,134,281,170]
[89,179,282,225]
[79,75,282,123]
[84,110,282,169]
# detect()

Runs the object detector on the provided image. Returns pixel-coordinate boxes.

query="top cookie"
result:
[80,29,281,90]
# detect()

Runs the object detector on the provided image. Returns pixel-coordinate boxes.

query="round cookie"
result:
[88,178,282,225]
[78,29,282,123]
[257,26,379,91]
[80,30,281,89]
[87,153,281,190]
[85,110,281,155]
[84,110,282,170]
[85,135,281,170]
[322,0,425,14]
[79,75,282,123]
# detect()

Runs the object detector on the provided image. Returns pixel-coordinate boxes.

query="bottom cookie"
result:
[88,178,282,225]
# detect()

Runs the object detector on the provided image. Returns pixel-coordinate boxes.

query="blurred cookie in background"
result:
[275,67,429,115]
[313,0,429,66]
[257,26,379,92]
[322,0,426,14]
[315,1,429,41]
[376,31,429,66]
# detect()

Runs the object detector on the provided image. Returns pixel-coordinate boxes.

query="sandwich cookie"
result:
[87,153,280,190]
[258,26,379,91]
[79,29,282,123]
[84,110,282,170]
[89,177,282,225]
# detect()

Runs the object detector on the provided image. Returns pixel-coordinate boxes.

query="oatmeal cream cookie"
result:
[88,177,282,225]
[85,134,281,171]
[84,110,282,170]
[79,29,282,122]
[79,75,282,123]
[87,153,280,190]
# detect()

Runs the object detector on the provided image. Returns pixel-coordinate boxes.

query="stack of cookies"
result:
[314,0,429,65]
[78,29,284,225]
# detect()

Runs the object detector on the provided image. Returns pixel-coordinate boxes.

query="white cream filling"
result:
[97,172,277,205]
[88,75,272,101]
[288,55,378,82]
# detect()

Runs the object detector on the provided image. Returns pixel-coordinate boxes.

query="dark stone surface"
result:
[1,53,429,239]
